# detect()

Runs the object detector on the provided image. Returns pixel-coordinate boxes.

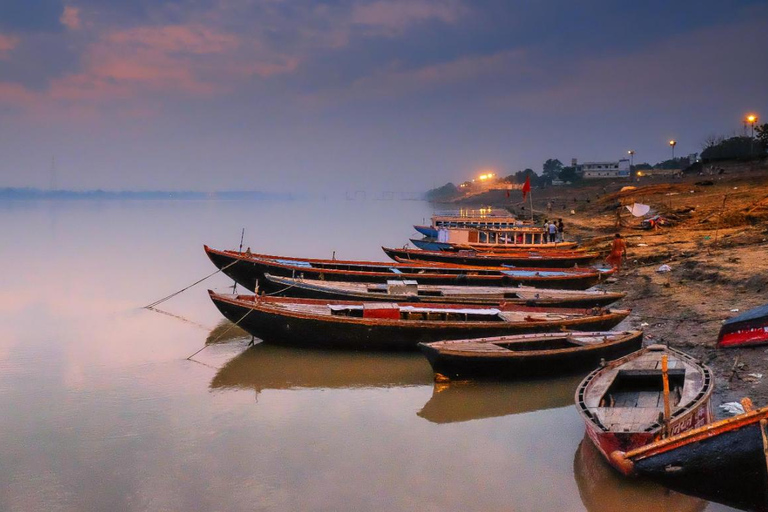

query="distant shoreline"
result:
[0,188,293,201]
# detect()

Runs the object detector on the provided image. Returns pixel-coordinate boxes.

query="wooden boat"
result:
[418,374,583,424]
[411,236,578,251]
[575,345,714,473]
[383,245,600,268]
[609,397,768,511]
[418,331,643,381]
[717,303,768,348]
[418,211,578,250]
[262,274,626,308]
[204,246,613,292]
[208,292,631,351]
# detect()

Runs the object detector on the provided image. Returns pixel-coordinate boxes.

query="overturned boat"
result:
[575,345,714,472]
[262,274,626,308]
[419,331,643,381]
[208,292,631,351]
[204,246,613,292]
[717,303,768,348]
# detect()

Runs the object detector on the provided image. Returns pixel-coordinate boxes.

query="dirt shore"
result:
[462,160,768,412]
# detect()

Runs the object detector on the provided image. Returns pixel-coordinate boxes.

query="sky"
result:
[0,0,767,194]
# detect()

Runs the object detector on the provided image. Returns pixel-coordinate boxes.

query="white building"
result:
[579,158,631,179]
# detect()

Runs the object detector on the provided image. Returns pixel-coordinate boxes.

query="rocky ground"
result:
[468,159,768,411]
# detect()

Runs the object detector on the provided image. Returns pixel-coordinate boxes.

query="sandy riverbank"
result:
[456,160,768,409]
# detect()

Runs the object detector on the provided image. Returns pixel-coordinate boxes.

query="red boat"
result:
[717,303,768,348]
[575,345,713,473]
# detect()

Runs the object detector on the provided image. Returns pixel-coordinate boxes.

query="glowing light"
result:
[669,140,677,146]
[746,114,758,124]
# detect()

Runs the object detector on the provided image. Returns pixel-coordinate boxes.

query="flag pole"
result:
[529,188,534,222]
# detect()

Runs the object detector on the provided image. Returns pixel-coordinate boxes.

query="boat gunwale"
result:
[418,330,643,358]
[263,273,627,300]
[619,404,768,463]
[575,346,714,435]
[209,291,631,329]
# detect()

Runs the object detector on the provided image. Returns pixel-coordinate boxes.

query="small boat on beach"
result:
[383,245,600,268]
[717,303,768,348]
[208,292,631,351]
[262,273,626,307]
[204,246,614,292]
[575,345,714,473]
[418,331,643,381]
[609,397,768,511]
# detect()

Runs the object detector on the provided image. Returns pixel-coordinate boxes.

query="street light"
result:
[627,150,635,167]
[746,114,758,156]
[669,140,677,160]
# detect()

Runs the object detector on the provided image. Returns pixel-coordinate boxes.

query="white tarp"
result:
[626,203,651,217]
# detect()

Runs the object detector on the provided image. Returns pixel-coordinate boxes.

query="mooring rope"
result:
[143,259,239,309]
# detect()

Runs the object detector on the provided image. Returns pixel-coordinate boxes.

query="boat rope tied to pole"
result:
[143,259,239,309]
[186,308,254,360]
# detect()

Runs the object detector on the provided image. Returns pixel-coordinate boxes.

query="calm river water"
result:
[0,199,738,511]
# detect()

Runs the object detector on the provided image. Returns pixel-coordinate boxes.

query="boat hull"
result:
[623,406,768,511]
[418,332,643,380]
[204,246,610,292]
[208,293,630,351]
[263,274,626,308]
[410,237,579,251]
[384,246,599,268]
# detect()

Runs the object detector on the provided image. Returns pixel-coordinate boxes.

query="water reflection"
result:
[418,375,583,424]
[210,341,433,395]
[573,437,707,512]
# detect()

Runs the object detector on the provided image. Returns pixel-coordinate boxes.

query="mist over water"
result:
[0,199,738,511]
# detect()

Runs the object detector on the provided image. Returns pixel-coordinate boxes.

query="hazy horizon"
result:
[1,0,767,194]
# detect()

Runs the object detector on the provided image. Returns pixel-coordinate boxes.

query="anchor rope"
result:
[143,259,239,309]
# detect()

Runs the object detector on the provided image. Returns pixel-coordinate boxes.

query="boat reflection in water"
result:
[210,337,433,396]
[574,437,707,512]
[417,374,583,424]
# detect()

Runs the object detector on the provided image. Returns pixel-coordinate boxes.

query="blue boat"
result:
[414,225,439,238]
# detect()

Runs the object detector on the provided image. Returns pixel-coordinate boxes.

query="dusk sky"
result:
[1,0,767,194]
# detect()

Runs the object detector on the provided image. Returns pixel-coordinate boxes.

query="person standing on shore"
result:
[557,219,564,242]
[606,233,627,270]
[548,221,557,243]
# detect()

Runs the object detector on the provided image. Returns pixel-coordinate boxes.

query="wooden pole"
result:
[662,355,671,437]
[529,189,534,222]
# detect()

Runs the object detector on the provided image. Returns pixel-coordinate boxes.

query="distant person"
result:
[548,221,557,243]
[546,201,553,213]
[606,234,627,270]
[557,219,564,242]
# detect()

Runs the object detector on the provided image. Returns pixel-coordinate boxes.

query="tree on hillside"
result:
[756,123,768,151]
[542,159,563,183]
[654,157,689,170]
[558,166,581,183]
[424,182,460,202]
[701,136,763,161]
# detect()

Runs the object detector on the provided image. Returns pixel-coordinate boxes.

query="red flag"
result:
[522,175,531,200]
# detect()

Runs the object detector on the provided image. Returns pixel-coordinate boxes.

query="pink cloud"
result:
[60,5,82,30]
[107,24,239,55]
[0,33,19,59]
